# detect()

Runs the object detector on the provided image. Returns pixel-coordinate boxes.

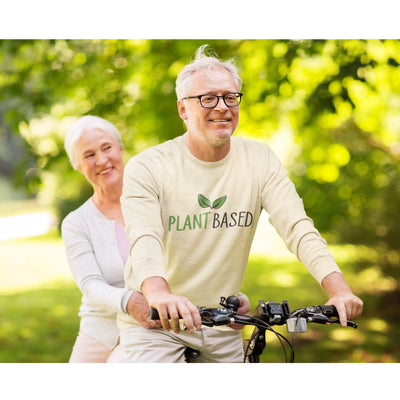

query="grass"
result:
[0,232,398,363]
[0,230,71,293]
[0,282,81,362]
[0,227,81,363]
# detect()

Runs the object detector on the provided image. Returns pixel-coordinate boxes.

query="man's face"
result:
[178,67,240,150]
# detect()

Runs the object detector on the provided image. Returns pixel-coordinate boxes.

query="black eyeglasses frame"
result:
[180,92,243,108]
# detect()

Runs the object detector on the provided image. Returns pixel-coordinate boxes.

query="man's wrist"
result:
[321,271,352,297]
[141,276,171,301]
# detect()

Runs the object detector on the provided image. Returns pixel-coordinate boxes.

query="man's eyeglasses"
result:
[181,92,243,108]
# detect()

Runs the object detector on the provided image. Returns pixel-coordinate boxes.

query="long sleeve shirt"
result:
[62,198,133,348]
[118,134,341,329]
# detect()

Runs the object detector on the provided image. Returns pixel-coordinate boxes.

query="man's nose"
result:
[214,96,229,111]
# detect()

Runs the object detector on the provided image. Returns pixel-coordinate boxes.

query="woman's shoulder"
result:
[61,198,92,229]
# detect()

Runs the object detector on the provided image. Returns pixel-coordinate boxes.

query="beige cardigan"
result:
[62,198,133,348]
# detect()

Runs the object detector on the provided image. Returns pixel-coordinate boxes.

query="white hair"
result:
[65,115,122,170]
[175,45,242,99]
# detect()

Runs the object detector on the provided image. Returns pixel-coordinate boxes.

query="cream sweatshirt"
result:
[118,134,341,328]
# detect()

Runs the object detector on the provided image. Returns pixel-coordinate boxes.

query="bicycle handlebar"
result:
[149,295,358,362]
[149,295,358,332]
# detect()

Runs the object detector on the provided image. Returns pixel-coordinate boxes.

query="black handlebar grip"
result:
[149,307,160,320]
[319,305,339,318]
[148,308,183,320]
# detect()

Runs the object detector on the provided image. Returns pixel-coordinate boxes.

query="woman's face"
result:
[75,128,124,192]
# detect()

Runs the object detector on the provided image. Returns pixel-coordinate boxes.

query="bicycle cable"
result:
[233,312,295,362]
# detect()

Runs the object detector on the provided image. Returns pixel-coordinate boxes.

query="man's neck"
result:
[185,133,231,162]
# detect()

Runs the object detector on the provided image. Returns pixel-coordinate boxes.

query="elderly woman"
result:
[62,115,159,363]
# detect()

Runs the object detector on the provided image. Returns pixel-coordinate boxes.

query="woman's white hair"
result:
[175,45,242,99]
[65,115,122,170]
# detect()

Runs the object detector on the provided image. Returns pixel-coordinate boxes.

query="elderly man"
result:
[117,45,363,362]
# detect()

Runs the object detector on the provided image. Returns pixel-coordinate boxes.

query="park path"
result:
[0,211,55,241]
[0,211,72,292]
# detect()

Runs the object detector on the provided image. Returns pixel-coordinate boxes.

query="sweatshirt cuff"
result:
[121,289,134,314]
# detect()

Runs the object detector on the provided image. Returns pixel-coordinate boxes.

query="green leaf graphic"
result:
[198,194,211,208]
[212,196,227,209]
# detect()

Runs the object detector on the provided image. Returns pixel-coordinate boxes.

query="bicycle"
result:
[149,295,358,363]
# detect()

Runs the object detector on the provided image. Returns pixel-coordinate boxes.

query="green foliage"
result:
[277,40,400,282]
[0,39,240,208]
[2,39,400,278]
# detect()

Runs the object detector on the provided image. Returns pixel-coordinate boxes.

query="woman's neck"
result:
[92,186,124,225]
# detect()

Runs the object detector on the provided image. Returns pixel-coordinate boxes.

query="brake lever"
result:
[304,306,358,329]
[328,319,358,329]
[309,315,358,329]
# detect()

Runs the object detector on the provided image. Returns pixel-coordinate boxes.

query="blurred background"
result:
[0,39,399,362]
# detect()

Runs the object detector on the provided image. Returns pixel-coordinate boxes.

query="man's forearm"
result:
[124,235,167,292]
[321,271,352,297]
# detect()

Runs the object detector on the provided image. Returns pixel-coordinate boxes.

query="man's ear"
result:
[177,100,188,120]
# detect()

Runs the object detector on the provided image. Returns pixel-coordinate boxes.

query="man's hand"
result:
[126,291,162,329]
[322,272,363,326]
[141,277,202,334]
[228,292,251,330]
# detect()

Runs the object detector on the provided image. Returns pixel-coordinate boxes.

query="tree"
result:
[2,39,400,277]
[246,39,400,283]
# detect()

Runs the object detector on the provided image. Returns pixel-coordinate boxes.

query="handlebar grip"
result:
[148,308,184,320]
[319,305,339,318]
[149,307,160,320]
[320,305,358,329]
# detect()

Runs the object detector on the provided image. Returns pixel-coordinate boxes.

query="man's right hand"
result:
[141,277,202,334]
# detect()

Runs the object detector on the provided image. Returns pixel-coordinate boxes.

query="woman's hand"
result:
[228,292,251,330]
[126,291,162,329]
